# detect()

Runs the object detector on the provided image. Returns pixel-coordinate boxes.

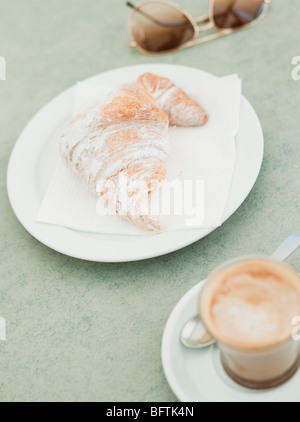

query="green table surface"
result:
[0,0,299,402]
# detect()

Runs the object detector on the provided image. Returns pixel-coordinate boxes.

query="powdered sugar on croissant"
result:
[138,73,208,127]
[60,73,208,232]
[60,83,169,231]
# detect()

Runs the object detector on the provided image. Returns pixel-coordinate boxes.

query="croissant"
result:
[60,82,169,231]
[60,73,208,231]
[137,73,208,127]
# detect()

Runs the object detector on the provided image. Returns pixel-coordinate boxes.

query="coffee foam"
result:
[201,259,300,349]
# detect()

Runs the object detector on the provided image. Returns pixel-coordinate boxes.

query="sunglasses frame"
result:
[128,0,272,55]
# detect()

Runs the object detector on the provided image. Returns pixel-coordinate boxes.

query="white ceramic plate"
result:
[7,64,264,262]
[161,279,300,402]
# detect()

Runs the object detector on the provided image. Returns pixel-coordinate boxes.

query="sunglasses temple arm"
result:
[125,1,171,27]
[126,1,194,28]
[126,1,163,26]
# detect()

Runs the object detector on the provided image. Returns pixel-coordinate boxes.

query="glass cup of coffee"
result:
[199,256,300,390]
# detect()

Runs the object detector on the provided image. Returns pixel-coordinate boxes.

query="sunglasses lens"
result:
[130,2,195,53]
[213,0,265,29]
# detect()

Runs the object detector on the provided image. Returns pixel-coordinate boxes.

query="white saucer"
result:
[161,280,300,402]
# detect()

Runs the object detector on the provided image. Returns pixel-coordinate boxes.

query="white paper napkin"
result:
[37,74,241,235]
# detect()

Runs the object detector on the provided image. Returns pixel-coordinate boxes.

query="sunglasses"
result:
[126,0,271,55]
